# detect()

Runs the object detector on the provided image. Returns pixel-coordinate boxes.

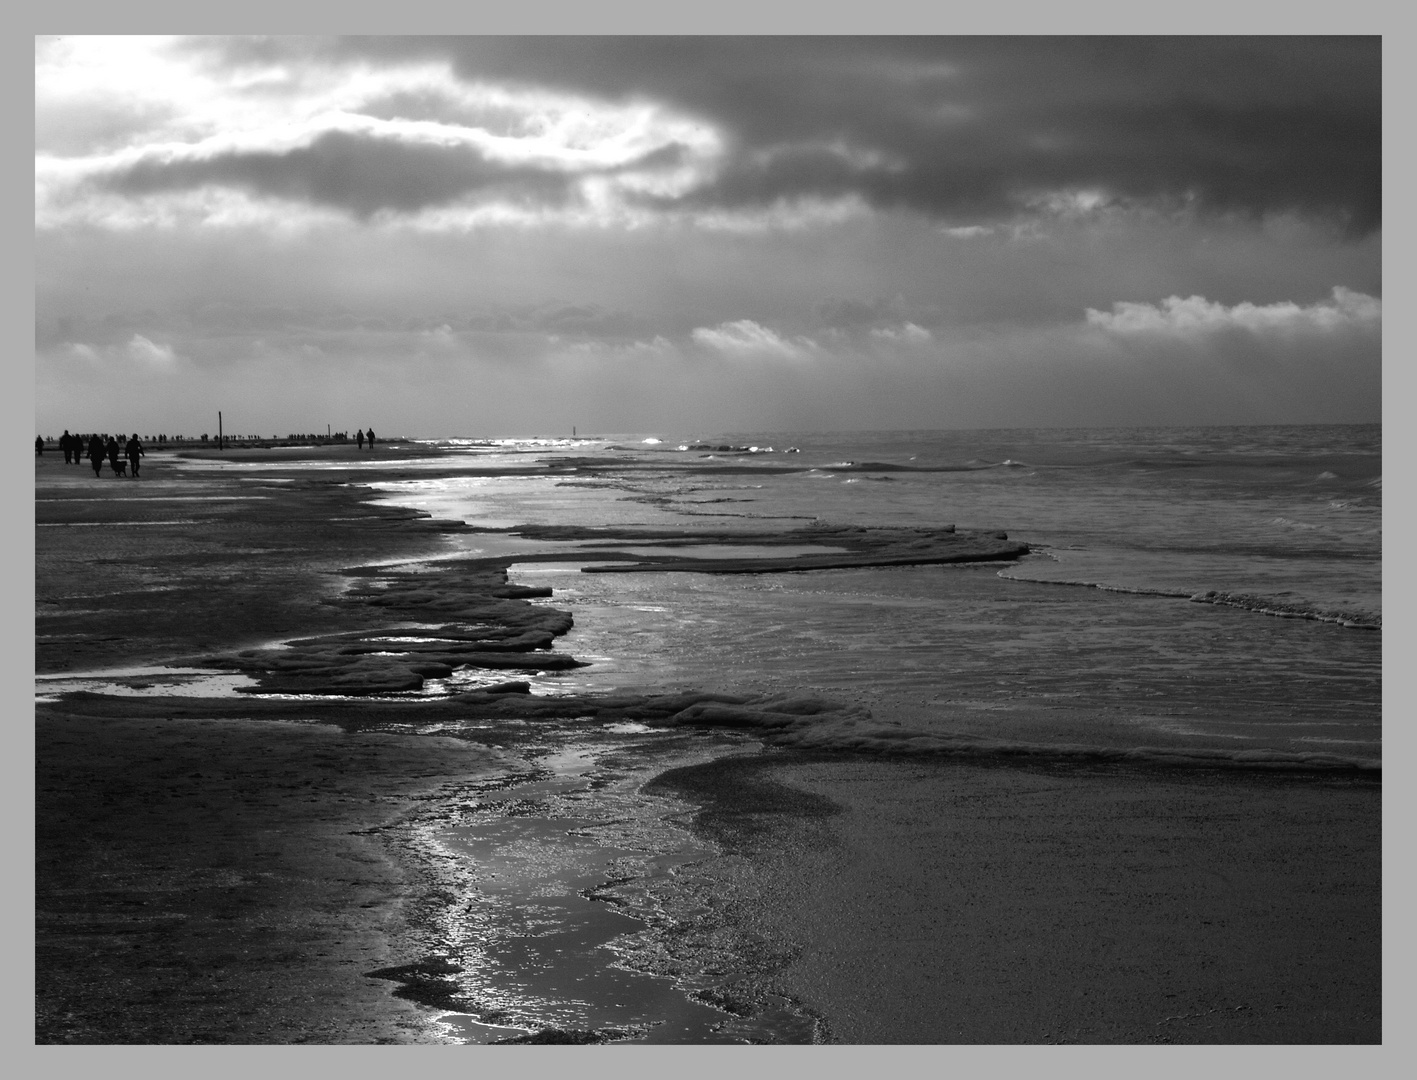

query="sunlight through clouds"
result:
[36,36,726,230]
[35,37,1380,434]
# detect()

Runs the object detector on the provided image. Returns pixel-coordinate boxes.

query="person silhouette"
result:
[35,435,44,456]
[125,433,145,478]
[356,428,364,449]
[366,427,375,448]
[106,435,121,475]
[88,434,104,477]
[60,430,73,464]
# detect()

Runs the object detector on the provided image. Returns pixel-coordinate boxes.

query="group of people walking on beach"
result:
[45,430,146,478]
[39,424,381,475]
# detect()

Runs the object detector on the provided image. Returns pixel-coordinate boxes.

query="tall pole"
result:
[218,410,223,451]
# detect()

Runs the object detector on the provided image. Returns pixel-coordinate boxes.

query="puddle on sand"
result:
[413,733,817,1044]
[34,665,257,703]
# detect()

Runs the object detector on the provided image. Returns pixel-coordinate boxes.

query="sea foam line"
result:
[996,569,1191,599]
[1189,590,1380,630]
[996,571,1380,630]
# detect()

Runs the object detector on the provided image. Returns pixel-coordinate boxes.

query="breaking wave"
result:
[1189,590,1379,629]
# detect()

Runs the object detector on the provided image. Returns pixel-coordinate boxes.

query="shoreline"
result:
[34,449,1381,1043]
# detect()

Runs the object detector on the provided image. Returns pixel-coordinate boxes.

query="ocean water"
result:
[358,424,1380,768]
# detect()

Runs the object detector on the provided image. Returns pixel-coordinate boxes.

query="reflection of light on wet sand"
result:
[436,1015,531,1043]
[413,733,812,1043]
[34,666,257,702]
[36,496,271,502]
[422,667,573,698]
[37,521,202,527]
[604,721,655,734]
[575,543,850,561]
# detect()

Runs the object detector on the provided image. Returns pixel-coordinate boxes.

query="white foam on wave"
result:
[997,568,1191,599]
[428,436,587,450]
[1190,590,1380,629]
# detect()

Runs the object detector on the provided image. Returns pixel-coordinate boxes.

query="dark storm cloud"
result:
[102,130,579,217]
[256,35,1380,232]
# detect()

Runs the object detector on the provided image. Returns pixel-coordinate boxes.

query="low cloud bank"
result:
[1087,287,1380,338]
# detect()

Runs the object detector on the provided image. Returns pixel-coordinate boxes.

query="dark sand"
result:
[34,449,1381,1043]
[35,713,502,1043]
[34,448,504,1042]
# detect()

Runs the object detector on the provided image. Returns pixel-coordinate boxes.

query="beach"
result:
[35,444,496,1042]
[647,754,1379,1043]
[34,437,1381,1044]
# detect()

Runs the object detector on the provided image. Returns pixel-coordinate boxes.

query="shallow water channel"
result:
[403,726,819,1044]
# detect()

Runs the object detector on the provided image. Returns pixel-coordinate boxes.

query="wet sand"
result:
[35,712,503,1043]
[34,448,503,1042]
[647,753,1380,1043]
[34,449,1381,1043]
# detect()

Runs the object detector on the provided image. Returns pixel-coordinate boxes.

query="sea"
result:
[362,423,1381,770]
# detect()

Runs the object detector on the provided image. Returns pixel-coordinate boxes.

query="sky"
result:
[35,35,1382,438]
